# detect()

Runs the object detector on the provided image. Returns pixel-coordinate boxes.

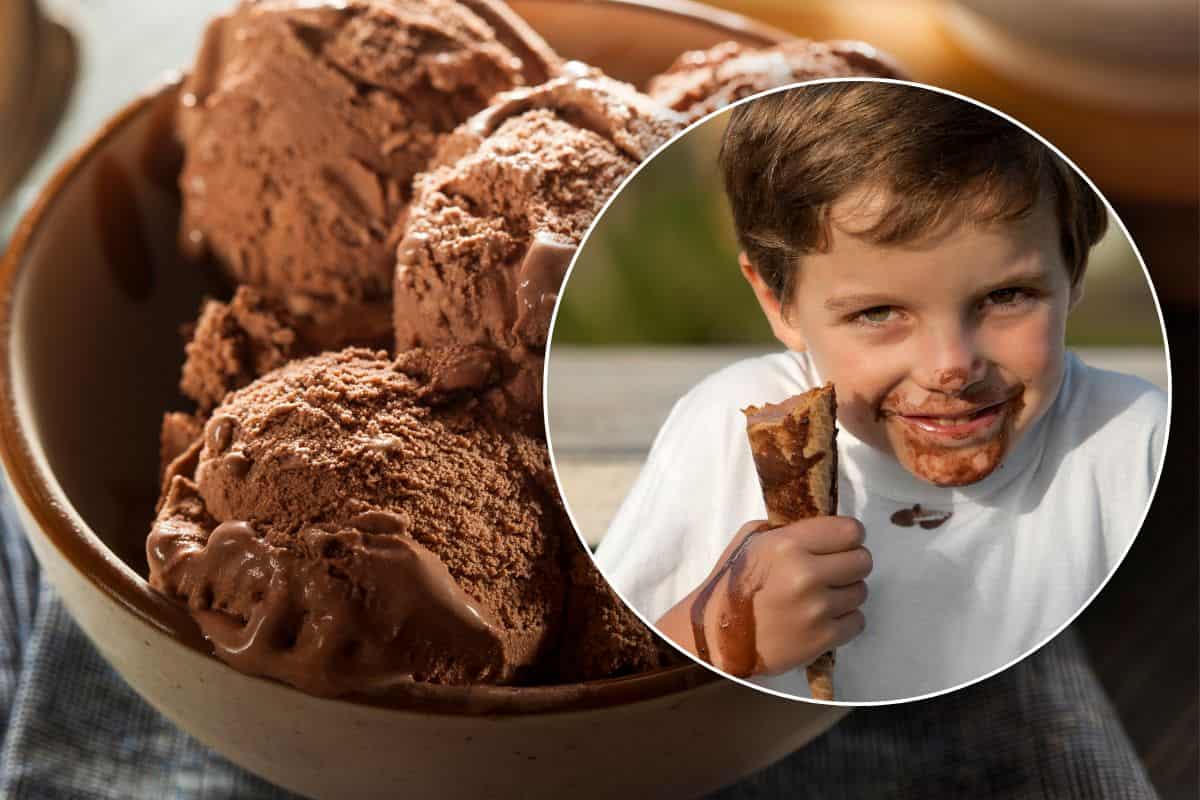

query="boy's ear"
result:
[739,252,807,352]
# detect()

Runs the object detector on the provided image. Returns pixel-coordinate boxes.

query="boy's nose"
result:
[914,323,986,394]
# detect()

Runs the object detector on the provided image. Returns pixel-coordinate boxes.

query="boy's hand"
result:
[683,517,871,678]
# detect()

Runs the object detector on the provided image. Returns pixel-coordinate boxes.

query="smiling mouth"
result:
[888,398,1012,439]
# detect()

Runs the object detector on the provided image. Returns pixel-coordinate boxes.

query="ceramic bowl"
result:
[0,1,852,798]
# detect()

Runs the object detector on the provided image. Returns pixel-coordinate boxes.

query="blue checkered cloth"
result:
[0,477,1157,799]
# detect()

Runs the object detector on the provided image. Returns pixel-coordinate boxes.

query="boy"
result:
[595,81,1167,702]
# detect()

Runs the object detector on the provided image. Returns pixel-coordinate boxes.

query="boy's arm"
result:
[595,381,761,621]
[652,517,871,678]
[654,585,704,660]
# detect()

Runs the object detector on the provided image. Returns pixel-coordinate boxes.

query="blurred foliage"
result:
[556,115,1165,350]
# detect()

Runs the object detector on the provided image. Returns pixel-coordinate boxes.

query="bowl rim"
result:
[0,0,802,717]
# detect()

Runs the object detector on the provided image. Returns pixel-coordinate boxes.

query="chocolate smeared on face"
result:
[892,390,1026,487]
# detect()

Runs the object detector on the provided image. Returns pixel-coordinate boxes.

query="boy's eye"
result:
[854,306,897,325]
[984,287,1030,307]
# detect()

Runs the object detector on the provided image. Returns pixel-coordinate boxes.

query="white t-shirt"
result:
[595,350,1167,701]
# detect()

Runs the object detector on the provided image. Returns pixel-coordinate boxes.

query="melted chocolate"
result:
[147,514,504,695]
[350,510,410,535]
[224,451,251,478]
[748,416,826,523]
[689,526,769,675]
[429,348,498,393]
[209,416,236,453]
[898,390,1027,487]
[514,233,574,343]
[741,387,839,697]
[94,156,155,302]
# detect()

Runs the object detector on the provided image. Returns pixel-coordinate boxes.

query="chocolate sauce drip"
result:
[751,417,825,523]
[224,452,251,478]
[690,526,769,674]
[209,416,236,453]
[94,156,155,302]
[514,233,574,344]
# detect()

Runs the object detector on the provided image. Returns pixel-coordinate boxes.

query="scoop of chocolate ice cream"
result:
[394,63,685,424]
[558,536,683,682]
[148,348,566,695]
[647,40,904,122]
[179,286,302,413]
[177,0,561,350]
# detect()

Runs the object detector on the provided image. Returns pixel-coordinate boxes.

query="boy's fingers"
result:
[824,609,866,650]
[824,581,868,617]
[781,516,864,555]
[814,546,873,586]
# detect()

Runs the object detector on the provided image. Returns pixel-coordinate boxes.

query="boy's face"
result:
[744,190,1082,487]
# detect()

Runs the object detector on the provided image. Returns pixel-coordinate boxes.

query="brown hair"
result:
[719,81,1107,306]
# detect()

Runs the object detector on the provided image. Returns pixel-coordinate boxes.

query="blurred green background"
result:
[556,113,1165,349]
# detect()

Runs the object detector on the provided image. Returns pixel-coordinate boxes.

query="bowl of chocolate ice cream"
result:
[0,1,900,797]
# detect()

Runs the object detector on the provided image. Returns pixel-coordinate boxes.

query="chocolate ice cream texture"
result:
[152,0,906,696]
[177,0,561,351]
[151,347,679,694]
[179,286,302,414]
[648,39,904,122]
[394,62,686,423]
[150,349,568,694]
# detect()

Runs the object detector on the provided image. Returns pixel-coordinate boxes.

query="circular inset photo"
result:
[546,79,1170,704]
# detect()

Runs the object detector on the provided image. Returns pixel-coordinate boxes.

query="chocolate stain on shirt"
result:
[890,503,952,530]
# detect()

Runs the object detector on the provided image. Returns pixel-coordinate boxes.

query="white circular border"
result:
[542,76,1174,708]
